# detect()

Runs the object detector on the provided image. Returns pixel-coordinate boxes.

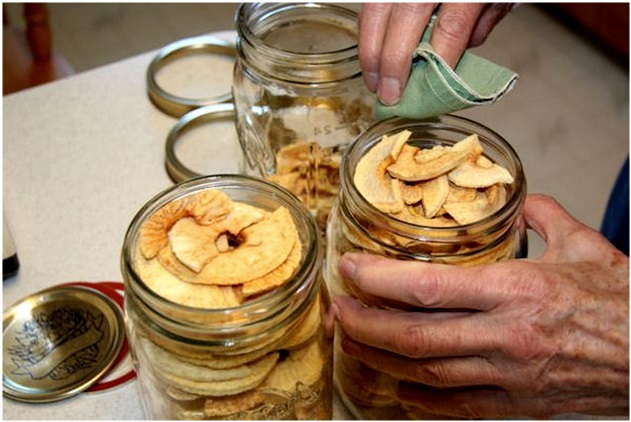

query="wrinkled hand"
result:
[335,194,629,418]
[359,3,513,105]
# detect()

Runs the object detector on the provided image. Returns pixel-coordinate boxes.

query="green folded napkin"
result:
[375,16,518,120]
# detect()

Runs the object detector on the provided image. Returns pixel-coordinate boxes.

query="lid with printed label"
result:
[3,285,125,402]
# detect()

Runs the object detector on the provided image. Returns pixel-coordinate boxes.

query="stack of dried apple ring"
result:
[123,180,332,420]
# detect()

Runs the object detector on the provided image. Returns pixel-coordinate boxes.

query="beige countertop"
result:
[3,30,352,420]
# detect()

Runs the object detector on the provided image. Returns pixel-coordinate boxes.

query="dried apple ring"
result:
[195,206,297,285]
[159,353,279,397]
[261,341,323,392]
[135,255,241,309]
[242,239,303,297]
[204,390,265,417]
[139,189,232,260]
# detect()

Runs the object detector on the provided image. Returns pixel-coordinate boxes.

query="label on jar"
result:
[281,106,353,148]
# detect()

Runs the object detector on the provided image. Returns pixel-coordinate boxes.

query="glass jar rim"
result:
[121,174,321,324]
[340,114,526,244]
[235,3,359,63]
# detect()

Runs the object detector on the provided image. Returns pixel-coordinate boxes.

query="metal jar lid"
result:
[165,102,237,184]
[3,285,125,402]
[147,35,236,117]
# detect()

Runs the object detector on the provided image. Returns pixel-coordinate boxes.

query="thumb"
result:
[522,194,587,255]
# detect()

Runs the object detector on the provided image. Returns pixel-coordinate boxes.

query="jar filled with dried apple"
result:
[121,175,333,420]
[325,115,527,419]
[233,3,374,228]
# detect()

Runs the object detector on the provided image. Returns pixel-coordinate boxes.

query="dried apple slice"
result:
[443,195,496,225]
[421,175,449,218]
[136,254,240,309]
[373,178,404,213]
[393,205,458,228]
[139,198,189,259]
[168,217,219,272]
[389,129,412,160]
[177,338,283,369]
[166,386,201,401]
[196,206,297,285]
[160,353,279,397]
[204,390,264,417]
[414,145,447,163]
[387,134,481,182]
[448,160,514,188]
[446,184,478,203]
[486,183,508,213]
[399,181,423,205]
[214,202,267,237]
[354,134,406,213]
[187,189,233,226]
[476,155,494,168]
[141,337,252,382]
[268,172,302,193]
[215,234,230,253]
[241,238,302,297]
[158,246,197,283]
[261,341,323,392]
[276,142,311,174]
[281,299,321,349]
[320,151,341,169]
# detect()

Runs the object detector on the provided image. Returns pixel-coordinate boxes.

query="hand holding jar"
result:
[335,194,629,418]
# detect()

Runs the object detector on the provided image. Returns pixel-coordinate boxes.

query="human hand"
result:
[359,3,513,105]
[335,194,629,418]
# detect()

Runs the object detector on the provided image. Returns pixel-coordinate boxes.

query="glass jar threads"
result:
[325,115,527,419]
[233,3,374,227]
[121,175,333,419]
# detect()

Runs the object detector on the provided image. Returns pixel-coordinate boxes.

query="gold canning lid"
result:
[3,285,124,402]
[146,35,236,117]
[165,102,237,184]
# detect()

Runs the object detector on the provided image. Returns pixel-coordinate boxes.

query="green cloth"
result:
[375,16,518,120]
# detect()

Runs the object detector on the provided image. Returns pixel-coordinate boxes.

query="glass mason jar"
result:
[325,115,527,419]
[121,175,333,420]
[233,3,374,228]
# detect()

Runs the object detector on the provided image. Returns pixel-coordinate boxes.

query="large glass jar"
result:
[121,175,333,419]
[325,115,527,419]
[233,3,374,228]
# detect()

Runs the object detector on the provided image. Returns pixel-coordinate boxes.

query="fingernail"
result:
[378,77,401,106]
[364,71,378,92]
[339,254,357,281]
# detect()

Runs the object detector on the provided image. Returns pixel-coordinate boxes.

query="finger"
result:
[377,3,434,105]
[522,194,583,245]
[431,3,485,68]
[358,3,392,92]
[469,3,513,47]
[397,385,534,418]
[341,336,502,388]
[521,194,612,262]
[334,295,500,358]
[339,252,513,310]
[398,384,629,418]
